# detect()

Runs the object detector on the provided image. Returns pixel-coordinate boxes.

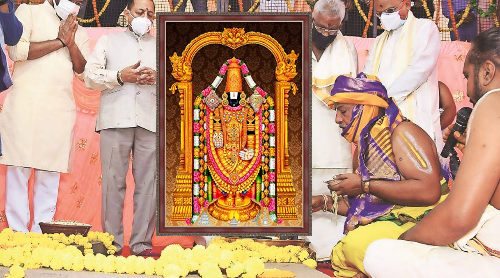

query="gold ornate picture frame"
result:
[157,14,311,235]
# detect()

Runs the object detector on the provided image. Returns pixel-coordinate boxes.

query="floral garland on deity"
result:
[188,58,281,225]
[261,97,280,224]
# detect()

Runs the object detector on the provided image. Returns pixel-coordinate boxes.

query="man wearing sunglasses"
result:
[307,0,358,263]
[363,0,443,163]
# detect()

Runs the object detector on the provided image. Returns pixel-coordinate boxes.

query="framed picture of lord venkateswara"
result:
[157,13,311,235]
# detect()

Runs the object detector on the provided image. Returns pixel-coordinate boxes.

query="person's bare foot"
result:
[352,272,368,278]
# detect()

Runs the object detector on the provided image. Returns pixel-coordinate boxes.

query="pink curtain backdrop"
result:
[0,29,471,246]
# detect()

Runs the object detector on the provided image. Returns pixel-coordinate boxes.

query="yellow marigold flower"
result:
[84,253,95,271]
[102,255,116,273]
[176,260,190,277]
[49,257,63,271]
[302,258,317,269]
[61,252,74,270]
[72,255,85,272]
[124,255,137,275]
[9,264,25,278]
[298,249,309,261]
[86,231,96,242]
[114,256,127,274]
[243,257,265,275]
[162,263,182,278]
[134,256,146,274]
[226,262,244,278]
[198,261,223,278]
[144,257,156,276]
[218,249,233,269]
[192,244,206,259]
[94,254,106,272]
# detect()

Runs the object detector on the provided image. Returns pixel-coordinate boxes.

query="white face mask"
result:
[54,0,80,20]
[380,11,406,31]
[129,12,152,37]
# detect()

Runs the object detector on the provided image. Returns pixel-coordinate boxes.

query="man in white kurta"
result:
[302,0,357,261]
[84,0,156,256]
[1,0,89,233]
[363,0,443,153]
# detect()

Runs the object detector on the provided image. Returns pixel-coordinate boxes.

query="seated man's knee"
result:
[364,239,394,276]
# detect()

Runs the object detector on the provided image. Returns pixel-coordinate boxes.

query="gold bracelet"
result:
[330,191,339,219]
[321,194,328,212]
[363,180,370,194]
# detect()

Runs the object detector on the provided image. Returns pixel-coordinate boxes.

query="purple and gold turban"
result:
[327,73,407,233]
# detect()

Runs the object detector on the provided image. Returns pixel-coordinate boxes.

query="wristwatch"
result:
[117,71,124,86]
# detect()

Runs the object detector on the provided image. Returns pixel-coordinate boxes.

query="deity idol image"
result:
[166,27,304,228]
[202,57,267,221]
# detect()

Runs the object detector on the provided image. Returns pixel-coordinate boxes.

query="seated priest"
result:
[363,26,500,278]
[311,73,449,278]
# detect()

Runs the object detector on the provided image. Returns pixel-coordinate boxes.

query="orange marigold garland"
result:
[447,0,460,41]
[92,0,101,27]
[435,0,440,25]
[362,0,373,38]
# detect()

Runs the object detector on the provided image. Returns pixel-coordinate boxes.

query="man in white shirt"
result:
[84,0,157,256]
[304,0,358,261]
[2,0,88,234]
[363,0,442,154]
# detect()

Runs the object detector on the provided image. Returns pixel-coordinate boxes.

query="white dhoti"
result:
[364,240,500,278]
[303,33,358,260]
[5,166,60,233]
[364,206,500,277]
[303,168,349,260]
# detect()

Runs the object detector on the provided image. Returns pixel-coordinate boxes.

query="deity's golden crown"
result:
[225,57,243,93]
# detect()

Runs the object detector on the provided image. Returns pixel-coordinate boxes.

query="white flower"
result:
[213,76,223,88]
[269,110,275,121]
[193,184,200,196]
[194,109,200,121]
[194,136,200,147]
[269,136,275,147]
[194,159,200,170]
[244,76,256,89]
[270,183,276,196]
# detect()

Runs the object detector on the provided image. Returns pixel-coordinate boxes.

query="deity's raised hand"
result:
[239,148,255,160]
